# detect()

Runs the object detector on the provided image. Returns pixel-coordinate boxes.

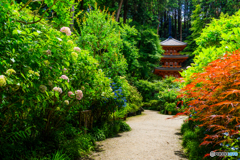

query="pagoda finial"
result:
[168,15,172,38]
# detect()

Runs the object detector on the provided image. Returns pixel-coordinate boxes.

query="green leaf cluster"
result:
[181,10,240,86]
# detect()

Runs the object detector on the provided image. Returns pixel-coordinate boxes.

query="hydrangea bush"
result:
[0,3,113,157]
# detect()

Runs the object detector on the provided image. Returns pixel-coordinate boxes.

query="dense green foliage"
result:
[181,10,240,85]
[184,0,240,52]
[137,76,188,114]
[0,1,144,159]
[180,120,216,160]
[75,6,127,77]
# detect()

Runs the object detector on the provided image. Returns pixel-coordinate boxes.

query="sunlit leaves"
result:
[181,10,240,86]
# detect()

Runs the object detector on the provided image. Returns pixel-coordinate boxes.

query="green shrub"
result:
[180,121,219,160]
[181,121,190,135]
[164,102,177,112]
[134,80,156,102]
[91,128,106,141]
[51,149,71,160]
[120,23,140,76]
[182,130,197,147]
[137,29,164,79]
[119,121,131,132]
[143,100,162,111]
[61,134,95,159]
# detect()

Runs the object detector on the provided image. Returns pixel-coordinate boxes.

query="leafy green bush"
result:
[51,149,71,160]
[137,29,164,79]
[156,88,182,114]
[75,4,127,78]
[0,2,115,159]
[91,128,106,141]
[94,120,123,138]
[182,130,198,147]
[142,100,162,111]
[181,10,240,85]
[119,121,131,132]
[134,76,180,103]
[180,121,220,160]
[134,80,155,102]
[120,23,140,77]
[61,133,95,159]
[164,102,177,112]
[181,121,190,135]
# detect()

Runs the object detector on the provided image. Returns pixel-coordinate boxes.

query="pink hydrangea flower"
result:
[75,90,82,95]
[75,90,83,100]
[60,27,71,36]
[73,47,81,52]
[45,49,51,56]
[68,91,74,98]
[39,85,47,93]
[53,87,62,94]
[76,94,83,100]
[60,75,69,82]
[63,68,67,71]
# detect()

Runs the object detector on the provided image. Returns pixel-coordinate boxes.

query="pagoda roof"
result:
[155,67,187,71]
[160,37,187,46]
[162,55,189,58]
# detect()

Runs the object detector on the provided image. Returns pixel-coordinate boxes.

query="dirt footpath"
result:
[89,110,188,160]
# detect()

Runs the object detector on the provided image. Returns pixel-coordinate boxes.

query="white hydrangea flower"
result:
[64,100,69,105]
[6,69,16,75]
[0,75,7,87]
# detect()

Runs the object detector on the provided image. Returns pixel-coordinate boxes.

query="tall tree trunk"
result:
[174,9,177,39]
[123,0,128,23]
[164,11,167,38]
[133,0,138,22]
[180,16,182,41]
[157,11,161,35]
[112,0,115,8]
[184,0,186,30]
[178,0,181,40]
[70,4,75,30]
[160,16,163,37]
[171,14,174,37]
[80,0,84,10]
[116,0,124,21]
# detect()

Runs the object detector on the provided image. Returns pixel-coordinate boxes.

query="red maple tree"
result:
[169,49,240,158]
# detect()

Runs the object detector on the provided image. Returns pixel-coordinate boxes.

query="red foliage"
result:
[169,50,240,152]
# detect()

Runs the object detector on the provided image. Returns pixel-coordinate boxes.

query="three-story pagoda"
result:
[153,37,188,78]
[154,15,188,78]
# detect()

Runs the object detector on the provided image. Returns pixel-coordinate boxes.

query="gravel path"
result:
[88,110,188,160]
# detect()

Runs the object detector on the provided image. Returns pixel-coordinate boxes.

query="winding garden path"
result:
[87,110,189,160]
